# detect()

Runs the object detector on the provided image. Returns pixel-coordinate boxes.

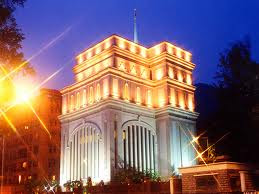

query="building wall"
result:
[60,35,198,186]
[0,89,61,184]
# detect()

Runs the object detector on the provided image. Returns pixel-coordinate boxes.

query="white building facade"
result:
[59,35,198,185]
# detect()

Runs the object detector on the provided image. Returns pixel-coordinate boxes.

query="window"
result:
[48,159,56,168]
[147,90,152,107]
[96,84,101,101]
[70,95,74,110]
[33,145,39,154]
[124,83,129,100]
[48,145,56,153]
[83,89,86,106]
[136,87,141,104]
[76,92,80,109]
[89,86,94,104]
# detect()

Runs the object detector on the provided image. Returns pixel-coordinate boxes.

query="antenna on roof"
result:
[134,9,138,43]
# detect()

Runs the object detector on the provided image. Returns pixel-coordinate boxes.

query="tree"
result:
[0,0,34,107]
[199,37,259,163]
[0,0,34,74]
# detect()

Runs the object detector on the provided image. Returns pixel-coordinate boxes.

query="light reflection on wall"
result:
[103,79,109,98]
[147,90,152,107]
[112,79,119,98]
[136,87,141,104]
[186,74,192,85]
[168,67,174,79]
[156,68,163,80]
[65,35,196,114]
[170,88,176,107]
[177,71,183,82]
[178,91,185,109]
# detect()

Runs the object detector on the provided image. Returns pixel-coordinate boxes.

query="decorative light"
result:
[176,48,182,58]
[18,175,21,184]
[70,95,74,110]
[130,45,136,53]
[167,45,173,55]
[140,48,147,58]
[77,72,84,82]
[112,79,119,98]
[186,74,192,85]
[156,68,163,80]
[158,88,165,107]
[170,88,176,106]
[118,40,125,49]
[76,92,80,109]
[62,96,67,114]
[147,90,152,107]
[178,92,185,109]
[89,87,94,104]
[103,79,109,98]
[168,67,174,79]
[87,51,92,59]
[124,83,129,101]
[136,87,141,104]
[188,94,194,111]
[155,45,161,55]
[177,71,183,82]
[185,52,191,62]
[95,46,101,55]
[82,89,87,106]
[96,84,101,101]
[105,40,111,49]
[78,54,84,64]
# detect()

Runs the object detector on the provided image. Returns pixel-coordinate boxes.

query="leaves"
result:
[0,0,35,75]
[201,37,259,163]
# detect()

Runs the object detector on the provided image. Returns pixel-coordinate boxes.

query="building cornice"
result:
[59,97,156,122]
[179,162,251,174]
[61,67,195,94]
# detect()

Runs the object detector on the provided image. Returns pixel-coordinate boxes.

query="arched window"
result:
[68,123,102,181]
[96,84,101,101]
[124,83,129,101]
[89,86,94,104]
[136,87,141,104]
[122,121,156,172]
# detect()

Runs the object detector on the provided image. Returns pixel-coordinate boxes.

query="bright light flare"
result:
[14,82,35,104]
[178,122,230,189]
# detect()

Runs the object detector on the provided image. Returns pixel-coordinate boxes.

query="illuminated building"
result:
[0,89,61,184]
[59,35,198,185]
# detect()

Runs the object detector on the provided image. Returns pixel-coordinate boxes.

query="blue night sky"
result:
[14,0,259,89]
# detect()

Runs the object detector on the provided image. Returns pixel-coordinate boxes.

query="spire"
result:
[134,9,138,43]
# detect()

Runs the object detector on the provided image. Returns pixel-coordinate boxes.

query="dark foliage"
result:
[0,0,34,74]
[113,167,160,184]
[196,38,259,164]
